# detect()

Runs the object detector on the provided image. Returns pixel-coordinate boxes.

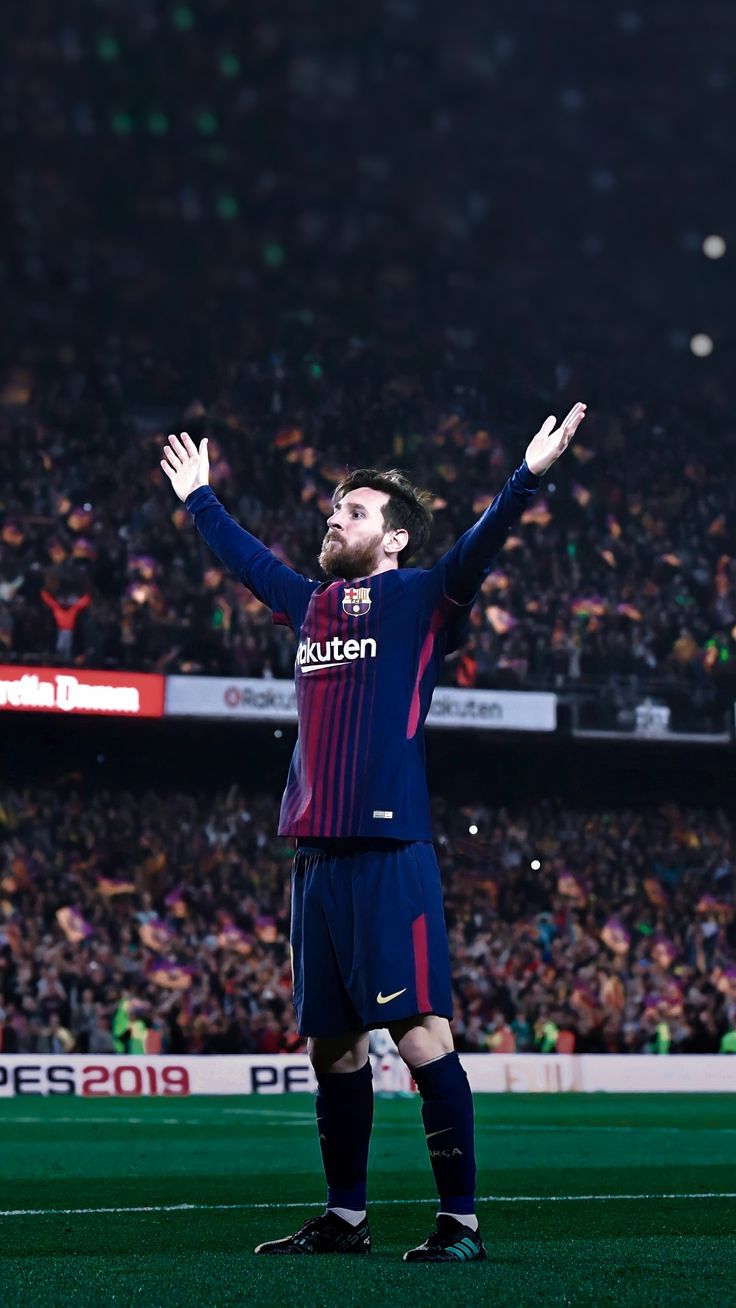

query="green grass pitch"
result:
[1,1092,734,1307]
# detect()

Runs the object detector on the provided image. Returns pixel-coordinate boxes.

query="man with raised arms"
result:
[161,401,586,1262]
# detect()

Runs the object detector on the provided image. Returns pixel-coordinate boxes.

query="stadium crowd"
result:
[2,5,735,1068]
[2,2,736,731]
[0,785,733,1057]
[3,384,736,732]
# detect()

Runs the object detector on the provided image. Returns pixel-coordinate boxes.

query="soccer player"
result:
[161,401,586,1261]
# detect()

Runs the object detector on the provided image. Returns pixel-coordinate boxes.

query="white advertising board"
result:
[462,1054,736,1094]
[427,687,556,731]
[165,675,298,722]
[0,1054,732,1098]
[164,676,557,732]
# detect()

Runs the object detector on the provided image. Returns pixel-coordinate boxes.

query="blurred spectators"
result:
[3,393,736,737]
[1,2,736,732]
[0,785,733,1055]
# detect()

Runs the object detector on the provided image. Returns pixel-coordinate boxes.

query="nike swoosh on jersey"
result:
[376,988,408,1004]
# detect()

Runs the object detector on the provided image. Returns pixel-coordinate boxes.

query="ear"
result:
[385,527,409,557]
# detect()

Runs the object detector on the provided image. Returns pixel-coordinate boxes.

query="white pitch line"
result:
[467,1124,736,1136]
[222,1108,316,1120]
[0,1193,735,1219]
[368,1122,736,1136]
[0,1115,317,1127]
[221,1111,736,1135]
[2,1116,735,1135]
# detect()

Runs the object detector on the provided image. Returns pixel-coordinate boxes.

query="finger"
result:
[564,412,585,436]
[564,401,585,419]
[560,420,581,449]
[169,433,189,459]
[537,415,556,439]
[180,432,198,457]
[163,445,181,470]
[561,402,587,430]
[160,460,174,481]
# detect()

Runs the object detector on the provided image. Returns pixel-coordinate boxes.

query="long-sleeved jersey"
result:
[186,461,541,839]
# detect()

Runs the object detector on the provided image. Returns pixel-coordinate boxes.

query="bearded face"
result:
[318,486,398,580]
[318,529,385,580]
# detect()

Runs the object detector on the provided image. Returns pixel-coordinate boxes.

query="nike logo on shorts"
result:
[376,988,407,1005]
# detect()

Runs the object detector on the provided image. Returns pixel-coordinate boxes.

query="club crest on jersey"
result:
[342,585,371,616]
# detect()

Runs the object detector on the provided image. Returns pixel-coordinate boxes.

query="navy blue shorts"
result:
[289,839,453,1038]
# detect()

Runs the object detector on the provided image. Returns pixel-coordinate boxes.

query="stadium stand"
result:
[0,787,733,1057]
[1,4,735,1063]
[2,2,736,733]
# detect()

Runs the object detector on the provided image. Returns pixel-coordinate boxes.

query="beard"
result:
[318,532,382,580]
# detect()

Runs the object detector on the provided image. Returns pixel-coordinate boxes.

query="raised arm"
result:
[437,403,587,604]
[161,431,316,628]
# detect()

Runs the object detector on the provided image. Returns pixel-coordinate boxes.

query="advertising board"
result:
[0,1054,731,1097]
[0,667,165,718]
[164,676,557,731]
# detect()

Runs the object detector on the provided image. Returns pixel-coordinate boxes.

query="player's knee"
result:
[308,1033,369,1075]
[391,1015,454,1069]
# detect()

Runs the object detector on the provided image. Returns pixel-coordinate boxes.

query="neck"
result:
[365,558,399,578]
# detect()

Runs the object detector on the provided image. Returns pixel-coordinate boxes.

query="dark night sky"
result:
[4,1,735,416]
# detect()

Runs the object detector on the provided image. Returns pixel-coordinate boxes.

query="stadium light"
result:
[98,37,119,61]
[263,242,285,268]
[196,111,218,135]
[703,234,726,259]
[173,7,194,30]
[690,334,714,357]
[468,824,478,835]
[531,859,541,870]
[216,195,239,220]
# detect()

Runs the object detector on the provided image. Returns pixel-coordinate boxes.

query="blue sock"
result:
[412,1051,476,1216]
[315,1060,373,1211]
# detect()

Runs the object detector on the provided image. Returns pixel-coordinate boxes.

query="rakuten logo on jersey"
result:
[296,635,377,674]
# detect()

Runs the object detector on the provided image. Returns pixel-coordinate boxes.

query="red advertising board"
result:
[0,666,165,718]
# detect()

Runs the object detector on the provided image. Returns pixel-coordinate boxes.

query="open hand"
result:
[524,402,587,477]
[160,432,209,502]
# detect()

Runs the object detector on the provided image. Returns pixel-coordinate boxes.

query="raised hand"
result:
[524,402,587,477]
[160,432,210,502]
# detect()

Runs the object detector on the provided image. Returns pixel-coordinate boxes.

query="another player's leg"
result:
[390,1018,486,1262]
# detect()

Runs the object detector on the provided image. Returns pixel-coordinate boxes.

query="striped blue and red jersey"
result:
[186,461,541,839]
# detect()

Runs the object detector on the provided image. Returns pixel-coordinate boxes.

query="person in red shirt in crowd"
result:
[40,588,90,660]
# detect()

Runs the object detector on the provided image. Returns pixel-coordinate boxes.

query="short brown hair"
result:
[332,468,434,566]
